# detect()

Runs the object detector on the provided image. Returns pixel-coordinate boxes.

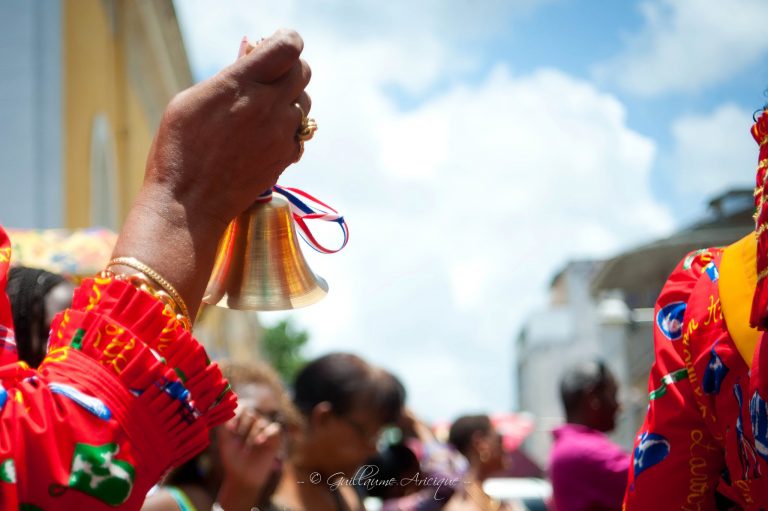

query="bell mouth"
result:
[203,194,328,311]
[205,277,328,311]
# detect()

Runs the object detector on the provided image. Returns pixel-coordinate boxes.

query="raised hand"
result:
[112,29,313,321]
[215,410,284,510]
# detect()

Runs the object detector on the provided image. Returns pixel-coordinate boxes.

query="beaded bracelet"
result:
[97,269,192,331]
[102,259,193,331]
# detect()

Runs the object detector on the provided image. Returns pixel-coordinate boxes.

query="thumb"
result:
[229,28,304,84]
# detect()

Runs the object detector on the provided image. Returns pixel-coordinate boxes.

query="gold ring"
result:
[298,118,318,142]
[294,102,318,142]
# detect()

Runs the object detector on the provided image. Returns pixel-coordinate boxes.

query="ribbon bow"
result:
[271,185,349,254]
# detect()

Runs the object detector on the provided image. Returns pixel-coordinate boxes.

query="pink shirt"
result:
[548,424,630,511]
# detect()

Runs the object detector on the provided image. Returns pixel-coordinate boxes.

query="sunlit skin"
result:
[271,401,387,511]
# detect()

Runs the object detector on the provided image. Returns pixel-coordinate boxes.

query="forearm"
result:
[111,184,228,323]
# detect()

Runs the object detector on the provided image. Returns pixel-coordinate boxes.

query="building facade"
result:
[0,0,192,230]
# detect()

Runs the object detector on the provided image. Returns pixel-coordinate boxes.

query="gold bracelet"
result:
[107,257,191,326]
[99,270,193,331]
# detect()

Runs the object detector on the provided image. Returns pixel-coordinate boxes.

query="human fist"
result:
[143,29,312,226]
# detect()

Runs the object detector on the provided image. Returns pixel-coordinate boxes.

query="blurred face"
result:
[209,380,287,505]
[589,376,620,432]
[236,382,281,423]
[476,426,506,474]
[30,281,74,367]
[235,382,286,471]
[309,403,386,476]
[43,281,75,328]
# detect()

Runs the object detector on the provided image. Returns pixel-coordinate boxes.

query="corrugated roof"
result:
[589,190,753,304]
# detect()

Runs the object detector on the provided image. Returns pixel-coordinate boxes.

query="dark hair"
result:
[293,352,405,424]
[6,266,67,367]
[219,359,302,429]
[365,443,419,498]
[559,359,612,416]
[448,414,492,457]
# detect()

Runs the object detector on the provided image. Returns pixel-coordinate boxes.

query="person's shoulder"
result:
[140,487,187,511]
[550,430,588,464]
[659,246,722,297]
[679,247,723,274]
[653,246,723,350]
[142,484,210,511]
[551,427,622,465]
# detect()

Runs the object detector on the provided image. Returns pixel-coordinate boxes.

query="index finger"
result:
[231,28,304,84]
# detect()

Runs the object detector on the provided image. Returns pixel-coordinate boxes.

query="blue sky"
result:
[174,0,768,421]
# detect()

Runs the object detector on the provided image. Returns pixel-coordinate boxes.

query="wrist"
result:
[132,183,231,240]
[111,184,228,323]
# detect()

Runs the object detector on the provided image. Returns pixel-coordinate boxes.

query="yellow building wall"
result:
[124,79,155,209]
[63,0,154,228]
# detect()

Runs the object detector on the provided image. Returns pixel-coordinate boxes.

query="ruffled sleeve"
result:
[0,273,236,510]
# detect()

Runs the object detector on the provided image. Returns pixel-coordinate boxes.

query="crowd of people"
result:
[2,260,521,511]
[1,23,768,511]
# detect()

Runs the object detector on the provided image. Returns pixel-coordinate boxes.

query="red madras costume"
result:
[0,227,236,509]
[624,111,768,509]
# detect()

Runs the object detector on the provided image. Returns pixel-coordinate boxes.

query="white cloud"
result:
[669,104,758,202]
[174,0,559,86]
[262,65,670,421]
[595,0,768,96]
[175,0,670,421]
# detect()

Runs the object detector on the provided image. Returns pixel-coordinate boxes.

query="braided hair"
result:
[6,266,68,367]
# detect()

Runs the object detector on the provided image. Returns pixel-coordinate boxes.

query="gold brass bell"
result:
[203,193,328,310]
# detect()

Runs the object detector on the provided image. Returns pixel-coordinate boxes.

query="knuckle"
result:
[275,28,304,52]
[272,36,301,63]
[164,90,190,119]
[301,60,312,84]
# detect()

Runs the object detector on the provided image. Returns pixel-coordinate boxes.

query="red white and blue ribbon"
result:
[271,185,349,254]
